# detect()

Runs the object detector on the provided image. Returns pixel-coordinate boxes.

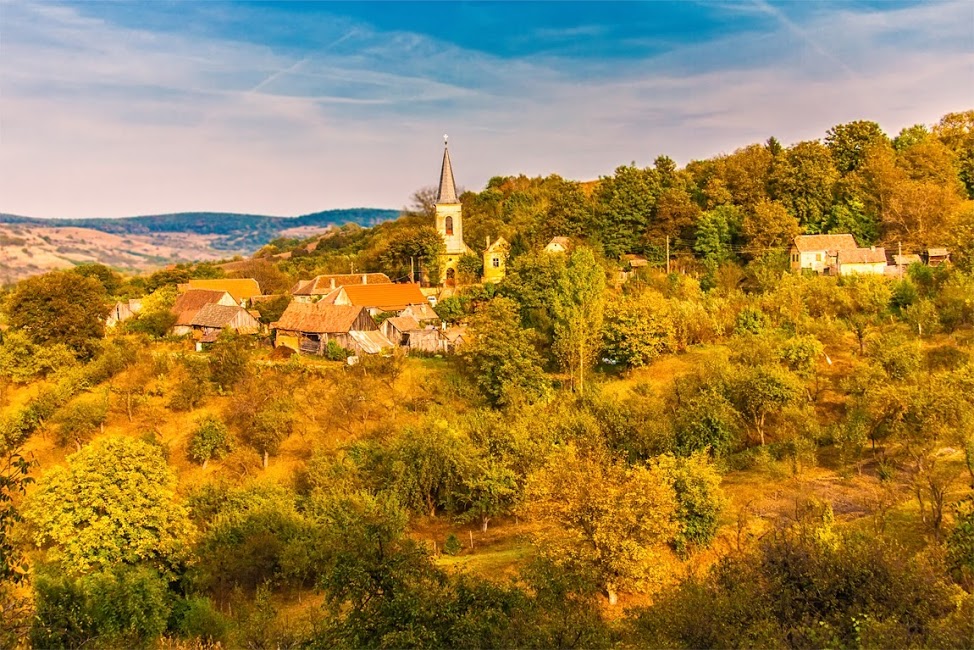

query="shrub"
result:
[188,416,233,467]
[443,533,463,556]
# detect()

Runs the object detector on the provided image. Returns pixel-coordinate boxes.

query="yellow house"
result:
[483,236,509,283]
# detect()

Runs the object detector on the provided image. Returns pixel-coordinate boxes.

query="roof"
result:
[837,247,887,265]
[894,254,922,266]
[548,236,570,246]
[171,289,233,326]
[623,254,649,267]
[793,234,859,252]
[437,143,459,204]
[292,273,392,295]
[348,330,395,354]
[928,247,949,257]
[443,325,468,343]
[401,302,439,322]
[273,302,366,333]
[187,278,262,302]
[486,237,509,253]
[386,315,422,332]
[190,304,258,329]
[342,283,428,311]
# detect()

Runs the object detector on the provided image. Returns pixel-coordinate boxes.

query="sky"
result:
[0,0,971,219]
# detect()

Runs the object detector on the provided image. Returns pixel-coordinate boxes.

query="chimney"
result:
[486,235,491,249]
[870,246,876,252]
[330,278,336,290]
[362,274,367,284]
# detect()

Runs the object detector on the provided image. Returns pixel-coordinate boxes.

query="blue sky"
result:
[1,0,971,218]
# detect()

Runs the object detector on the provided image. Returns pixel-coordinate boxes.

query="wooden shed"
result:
[271,302,386,355]
[190,304,262,341]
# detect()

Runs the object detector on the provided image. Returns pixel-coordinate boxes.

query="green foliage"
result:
[4,269,110,358]
[225,372,296,466]
[694,205,740,264]
[460,296,551,408]
[208,331,251,391]
[31,565,172,649]
[24,436,194,576]
[947,497,974,589]
[779,334,825,377]
[733,306,767,335]
[443,533,462,556]
[868,332,922,379]
[659,453,724,555]
[72,263,122,296]
[629,528,972,649]
[188,415,233,466]
[325,339,351,361]
[825,120,890,173]
[551,248,607,393]
[172,595,230,644]
[253,293,291,324]
[53,392,108,449]
[167,355,210,411]
[0,330,77,384]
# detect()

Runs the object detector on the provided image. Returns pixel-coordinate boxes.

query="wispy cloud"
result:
[0,0,970,218]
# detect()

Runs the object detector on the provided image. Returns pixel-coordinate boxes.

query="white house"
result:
[790,234,859,274]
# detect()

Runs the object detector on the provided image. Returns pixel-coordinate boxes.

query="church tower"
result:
[435,136,471,285]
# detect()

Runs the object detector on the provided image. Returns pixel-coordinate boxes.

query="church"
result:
[433,138,507,286]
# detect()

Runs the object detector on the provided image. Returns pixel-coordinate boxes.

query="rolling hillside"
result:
[0,208,399,284]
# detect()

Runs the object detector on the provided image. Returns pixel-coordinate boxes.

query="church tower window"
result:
[445,216,453,235]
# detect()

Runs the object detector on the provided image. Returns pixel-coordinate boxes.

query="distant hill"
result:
[0,208,399,284]
[0,208,399,251]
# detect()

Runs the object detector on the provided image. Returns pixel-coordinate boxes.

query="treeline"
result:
[272,111,973,281]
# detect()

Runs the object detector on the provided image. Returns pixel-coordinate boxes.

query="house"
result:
[180,278,262,307]
[382,315,442,353]
[442,325,468,352]
[622,254,649,269]
[291,273,392,303]
[106,299,142,328]
[544,237,571,254]
[271,302,392,356]
[171,289,237,335]
[400,302,440,324]
[319,282,429,316]
[926,248,951,267]
[189,304,262,342]
[483,237,509,284]
[836,246,888,276]
[790,234,859,273]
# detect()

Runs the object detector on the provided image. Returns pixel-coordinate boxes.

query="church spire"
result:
[437,135,459,204]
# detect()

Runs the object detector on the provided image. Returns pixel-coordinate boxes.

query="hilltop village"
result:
[2,113,974,648]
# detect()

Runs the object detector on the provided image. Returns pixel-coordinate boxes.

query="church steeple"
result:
[437,135,459,204]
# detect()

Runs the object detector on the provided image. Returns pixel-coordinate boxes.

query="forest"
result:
[1,111,973,649]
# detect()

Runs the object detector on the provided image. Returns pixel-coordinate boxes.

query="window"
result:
[815,253,822,262]
[445,216,453,235]
[492,256,500,268]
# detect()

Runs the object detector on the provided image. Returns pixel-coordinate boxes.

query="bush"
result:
[188,415,233,467]
[172,596,230,644]
[444,533,463,556]
[53,393,108,449]
[326,339,351,361]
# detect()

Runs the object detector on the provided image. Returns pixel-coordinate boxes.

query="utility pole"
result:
[665,235,670,275]
[410,256,415,284]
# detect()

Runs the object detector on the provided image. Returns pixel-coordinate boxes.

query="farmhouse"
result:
[291,273,392,303]
[181,278,262,306]
[317,282,429,317]
[171,289,237,336]
[381,315,442,353]
[189,304,262,342]
[106,299,142,328]
[271,302,392,356]
[789,234,859,273]
[544,237,571,254]
[836,246,887,276]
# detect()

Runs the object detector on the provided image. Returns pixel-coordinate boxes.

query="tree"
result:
[4,270,110,358]
[458,459,518,532]
[381,226,445,284]
[225,372,296,468]
[658,453,724,555]
[459,297,551,408]
[932,109,974,198]
[591,165,661,257]
[523,447,678,604]
[768,140,839,233]
[23,436,194,576]
[601,291,674,368]
[253,294,291,325]
[188,415,233,468]
[729,365,803,446]
[208,331,251,392]
[741,199,800,256]
[825,120,890,173]
[694,206,740,265]
[71,263,122,296]
[53,393,108,450]
[552,248,606,394]
[0,449,36,647]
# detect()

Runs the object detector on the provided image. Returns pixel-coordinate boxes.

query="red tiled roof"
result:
[187,278,262,302]
[837,247,887,265]
[291,273,392,295]
[341,283,427,311]
[793,234,859,252]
